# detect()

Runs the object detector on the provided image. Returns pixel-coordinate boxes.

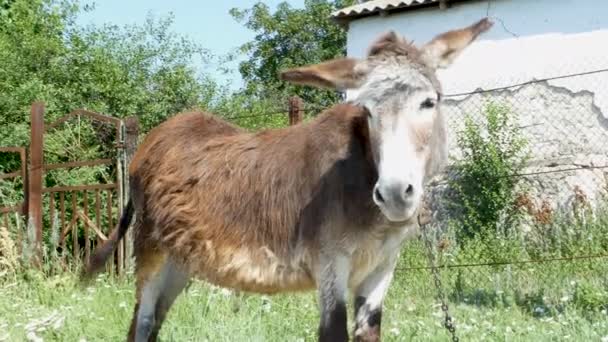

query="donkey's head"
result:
[281,18,493,223]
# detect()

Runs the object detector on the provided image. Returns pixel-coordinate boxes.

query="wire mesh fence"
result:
[218,67,608,336]
[395,66,608,338]
[1,58,606,338]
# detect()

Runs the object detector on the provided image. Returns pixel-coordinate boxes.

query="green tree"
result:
[0,0,222,203]
[0,0,220,149]
[230,0,355,109]
[2,3,219,135]
[0,0,16,24]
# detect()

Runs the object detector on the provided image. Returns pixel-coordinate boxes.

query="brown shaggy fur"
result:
[128,104,377,293]
[83,17,493,342]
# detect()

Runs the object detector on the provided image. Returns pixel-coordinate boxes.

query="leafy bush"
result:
[572,281,608,312]
[448,101,529,240]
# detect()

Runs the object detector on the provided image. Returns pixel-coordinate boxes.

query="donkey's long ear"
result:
[280,58,367,90]
[420,18,493,69]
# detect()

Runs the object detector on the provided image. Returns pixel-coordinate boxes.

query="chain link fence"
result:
[2,62,602,338]
[397,66,608,338]
[219,66,608,337]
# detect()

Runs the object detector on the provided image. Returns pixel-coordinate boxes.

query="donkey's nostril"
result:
[374,187,385,204]
[404,184,414,197]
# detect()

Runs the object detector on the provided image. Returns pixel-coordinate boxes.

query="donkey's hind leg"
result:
[130,255,189,342]
[148,259,189,341]
[127,247,166,342]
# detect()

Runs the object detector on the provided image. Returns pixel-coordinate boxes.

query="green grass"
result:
[1,257,607,342]
[2,205,608,341]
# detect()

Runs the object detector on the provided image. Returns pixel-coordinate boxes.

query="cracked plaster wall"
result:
[345,0,608,214]
[434,82,608,216]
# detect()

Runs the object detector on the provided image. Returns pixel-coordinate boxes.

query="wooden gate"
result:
[0,147,28,246]
[25,103,138,274]
[1,98,304,273]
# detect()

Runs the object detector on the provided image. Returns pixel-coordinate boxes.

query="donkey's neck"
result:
[286,104,380,235]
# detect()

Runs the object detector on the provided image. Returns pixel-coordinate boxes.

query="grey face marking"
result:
[350,58,441,223]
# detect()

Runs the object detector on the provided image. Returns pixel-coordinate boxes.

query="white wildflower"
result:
[26,332,42,342]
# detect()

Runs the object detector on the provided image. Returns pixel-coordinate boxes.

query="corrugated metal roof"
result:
[331,0,464,21]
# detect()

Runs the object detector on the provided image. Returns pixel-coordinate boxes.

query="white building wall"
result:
[345,0,608,117]
[344,0,608,213]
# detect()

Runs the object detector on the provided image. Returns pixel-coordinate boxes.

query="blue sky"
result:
[77,0,304,88]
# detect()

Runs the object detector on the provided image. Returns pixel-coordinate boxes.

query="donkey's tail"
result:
[81,199,134,282]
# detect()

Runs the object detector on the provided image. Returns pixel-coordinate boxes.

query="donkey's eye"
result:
[420,98,436,109]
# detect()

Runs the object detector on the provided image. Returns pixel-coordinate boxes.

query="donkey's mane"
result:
[367,31,421,62]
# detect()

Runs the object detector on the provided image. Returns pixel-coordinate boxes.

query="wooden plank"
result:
[118,231,124,275]
[49,193,55,246]
[14,212,22,254]
[43,159,113,171]
[83,191,90,264]
[0,147,26,154]
[71,192,79,260]
[288,96,303,125]
[59,192,66,260]
[95,190,101,246]
[45,109,121,131]
[123,116,139,273]
[77,211,108,241]
[0,206,22,214]
[42,183,117,193]
[59,213,77,244]
[29,102,44,265]
[0,171,21,180]
[107,190,115,275]
[21,147,28,215]
[116,125,125,275]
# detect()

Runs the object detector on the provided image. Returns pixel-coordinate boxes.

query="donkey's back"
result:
[128,106,367,294]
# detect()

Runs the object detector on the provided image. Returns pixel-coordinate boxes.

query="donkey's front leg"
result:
[317,253,351,342]
[353,253,399,342]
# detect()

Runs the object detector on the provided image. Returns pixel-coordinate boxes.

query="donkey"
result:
[84,18,492,342]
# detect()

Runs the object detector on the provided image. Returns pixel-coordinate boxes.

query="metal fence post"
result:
[288,96,303,126]
[29,102,44,266]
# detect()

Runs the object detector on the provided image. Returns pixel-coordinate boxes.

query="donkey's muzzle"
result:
[372,179,420,223]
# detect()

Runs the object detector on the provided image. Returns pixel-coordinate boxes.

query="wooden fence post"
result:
[124,116,139,165]
[20,147,29,218]
[29,102,44,266]
[122,116,139,272]
[288,96,303,126]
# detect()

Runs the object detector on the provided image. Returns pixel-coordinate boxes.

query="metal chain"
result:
[419,216,459,342]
